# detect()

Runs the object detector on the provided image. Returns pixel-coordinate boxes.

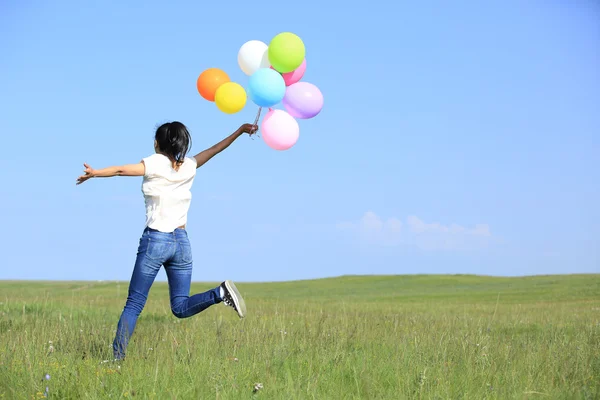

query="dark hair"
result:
[155,121,191,165]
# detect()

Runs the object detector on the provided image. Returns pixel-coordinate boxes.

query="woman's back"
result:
[142,153,197,232]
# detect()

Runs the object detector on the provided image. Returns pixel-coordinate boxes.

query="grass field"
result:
[0,274,599,399]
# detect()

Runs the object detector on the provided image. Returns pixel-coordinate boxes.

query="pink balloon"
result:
[271,59,306,86]
[261,109,299,151]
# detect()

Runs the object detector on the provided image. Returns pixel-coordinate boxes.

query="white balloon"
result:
[237,40,270,76]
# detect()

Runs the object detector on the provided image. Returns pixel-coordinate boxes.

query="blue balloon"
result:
[247,68,286,107]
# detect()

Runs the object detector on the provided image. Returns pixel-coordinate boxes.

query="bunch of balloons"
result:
[196,32,323,151]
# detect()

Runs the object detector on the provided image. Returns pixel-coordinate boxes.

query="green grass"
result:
[1,274,599,399]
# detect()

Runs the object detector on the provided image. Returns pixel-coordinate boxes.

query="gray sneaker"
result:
[220,280,246,318]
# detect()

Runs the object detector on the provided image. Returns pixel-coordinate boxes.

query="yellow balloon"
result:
[214,82,247,114]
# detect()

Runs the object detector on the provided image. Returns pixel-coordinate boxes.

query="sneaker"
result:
[220,280,246,318]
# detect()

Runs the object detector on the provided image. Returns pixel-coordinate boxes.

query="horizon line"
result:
[1,272,598,285]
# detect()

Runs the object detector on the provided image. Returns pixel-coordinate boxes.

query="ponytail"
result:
[155,121,191,165]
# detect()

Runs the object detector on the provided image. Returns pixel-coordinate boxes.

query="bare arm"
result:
[76,162,145,185]
[194,123,257,168]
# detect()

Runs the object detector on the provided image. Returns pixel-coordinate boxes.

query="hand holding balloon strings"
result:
[249,107,263,140]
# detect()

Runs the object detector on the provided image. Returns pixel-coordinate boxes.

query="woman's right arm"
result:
[193,123,257,168]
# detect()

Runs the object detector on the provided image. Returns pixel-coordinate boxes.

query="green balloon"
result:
[268,32,305,74]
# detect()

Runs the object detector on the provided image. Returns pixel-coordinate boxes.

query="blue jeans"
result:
[112,227,222,359]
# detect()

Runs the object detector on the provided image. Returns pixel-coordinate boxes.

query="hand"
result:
[237,123,258,135]
[76,163,95,185]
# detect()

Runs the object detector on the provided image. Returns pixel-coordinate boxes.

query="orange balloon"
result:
[197,68,230,102]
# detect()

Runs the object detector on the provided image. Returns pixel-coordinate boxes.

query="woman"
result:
[76,121,256,360]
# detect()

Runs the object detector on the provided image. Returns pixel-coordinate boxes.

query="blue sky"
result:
[1,0,598,282]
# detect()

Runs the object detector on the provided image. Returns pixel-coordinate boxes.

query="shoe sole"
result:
[224,280,246,318]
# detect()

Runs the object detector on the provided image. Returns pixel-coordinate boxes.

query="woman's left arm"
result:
[76,162,145,185]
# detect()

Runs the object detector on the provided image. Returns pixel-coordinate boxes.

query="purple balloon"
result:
[282,82,323,119]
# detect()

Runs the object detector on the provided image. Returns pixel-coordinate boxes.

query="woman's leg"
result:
[164,231,223,318]
[112,231,169,360]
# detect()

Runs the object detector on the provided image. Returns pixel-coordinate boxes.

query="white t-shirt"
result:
[141,153,197,232]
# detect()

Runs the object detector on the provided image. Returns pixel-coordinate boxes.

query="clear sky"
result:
[1,1,598,282]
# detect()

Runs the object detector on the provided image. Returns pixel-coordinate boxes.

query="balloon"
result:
[247,68,286,107]
[268,32,305,73]
[238,40,270,76]
[214,82,247,114]
[261,109,300,151]
[197,68,230,102]
[272,59,306,86]
[282,82,323,119]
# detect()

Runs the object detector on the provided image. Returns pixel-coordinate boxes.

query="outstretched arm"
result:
[194,123,257,168]
[76,162,145,185]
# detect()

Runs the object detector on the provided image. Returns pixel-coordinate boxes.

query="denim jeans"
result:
[112,227,222,359]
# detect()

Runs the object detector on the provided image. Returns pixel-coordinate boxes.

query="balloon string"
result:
[251,107,262,140]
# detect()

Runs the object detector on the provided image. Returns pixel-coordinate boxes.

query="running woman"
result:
[76,121,256,360]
